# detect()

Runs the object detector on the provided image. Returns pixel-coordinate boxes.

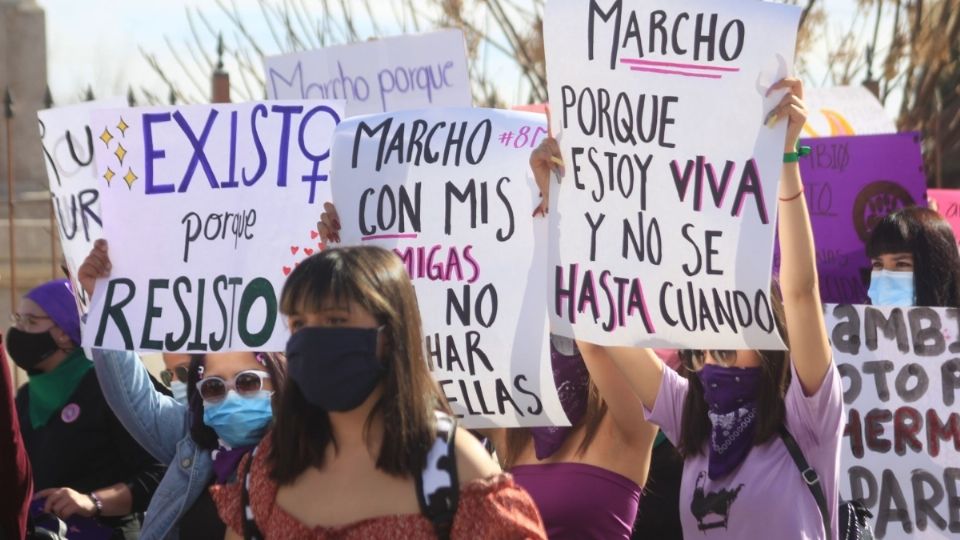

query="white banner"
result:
[544,0,800,349]
[84,100,344,352]
[803,86,897,138]
[827,304,960,540]
[264,30,472,117]
[329,107,566,428]
[38,99,125,315]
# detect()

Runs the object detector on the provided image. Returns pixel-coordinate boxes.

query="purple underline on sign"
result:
[620,58,740,73]
[361,233,419,241]
[629,66,723,79]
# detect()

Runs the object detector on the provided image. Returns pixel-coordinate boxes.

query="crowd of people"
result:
[0,65,956,540]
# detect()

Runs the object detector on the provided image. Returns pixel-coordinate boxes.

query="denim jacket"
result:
[92,349,214,540]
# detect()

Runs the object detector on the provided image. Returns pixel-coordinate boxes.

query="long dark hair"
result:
[866,206,960,308]
[677,284,791,457]
[269,246,450,484]
[187,352,287,450]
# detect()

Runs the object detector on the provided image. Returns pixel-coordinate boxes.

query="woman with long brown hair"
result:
[590,78,843,539]
[318,191,661,540]
[212,246,546,539]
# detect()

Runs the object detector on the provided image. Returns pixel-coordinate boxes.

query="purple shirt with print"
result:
[645,361,844,540]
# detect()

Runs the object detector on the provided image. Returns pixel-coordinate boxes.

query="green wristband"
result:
[783,144,811,163]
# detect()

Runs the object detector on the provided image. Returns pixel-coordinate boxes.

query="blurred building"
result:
[0,0,57,324]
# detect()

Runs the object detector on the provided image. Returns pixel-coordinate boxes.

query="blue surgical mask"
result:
[170,380,189,406]
[202,390,273,448]
[867,270,915,307]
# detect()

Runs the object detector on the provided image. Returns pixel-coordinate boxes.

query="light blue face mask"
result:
[867,270,915,307]
[169,380,189,406]
[202,390,273,448]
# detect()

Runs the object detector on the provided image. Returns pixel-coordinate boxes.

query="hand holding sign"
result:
[529,138,563,217]
[766,77,808,153]
[77,239,111,299]
[317,202,341,244]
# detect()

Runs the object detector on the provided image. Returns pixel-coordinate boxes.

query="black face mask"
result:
[6,327,61,372]
[285,326,384,412]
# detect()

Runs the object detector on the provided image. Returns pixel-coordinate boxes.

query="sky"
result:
[36,0,894,114]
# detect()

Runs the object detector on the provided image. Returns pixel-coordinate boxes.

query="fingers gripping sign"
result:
[318,201,341,244]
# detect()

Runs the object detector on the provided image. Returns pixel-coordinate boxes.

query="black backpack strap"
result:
[240,447,264,540]
[416,411,460,539]
[779,425,832,540]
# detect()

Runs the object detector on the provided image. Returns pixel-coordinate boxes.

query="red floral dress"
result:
[211,436,546,539]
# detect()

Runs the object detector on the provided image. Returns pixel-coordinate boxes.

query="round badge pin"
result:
[61,403,81,423]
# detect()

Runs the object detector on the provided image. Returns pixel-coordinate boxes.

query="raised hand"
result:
[529,137,563,217]
[317,202,341,244]
[77,239,111,299]
[765,77,807,152]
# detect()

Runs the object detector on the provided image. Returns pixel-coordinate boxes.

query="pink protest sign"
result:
[927,189,960,247]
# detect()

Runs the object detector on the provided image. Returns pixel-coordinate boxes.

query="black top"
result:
[16,369,166,516]
[178,487,226,540]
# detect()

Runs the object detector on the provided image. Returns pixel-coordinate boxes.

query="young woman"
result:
[78,240,287,540]
[318,192,660,540]
[9,278,166,539]
[160,353,192,406]
[583,78,844,539]
[493,338,659,540]
[865,206,960,307]
[212,246,546,539]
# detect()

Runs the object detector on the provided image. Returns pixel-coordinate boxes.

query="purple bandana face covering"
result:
[529,336,590,460]
[697,364,763,479]
[211,444,254,484]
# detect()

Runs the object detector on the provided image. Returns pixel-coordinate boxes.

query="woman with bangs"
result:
[77,240,288,540]
[211,246,546,539]
[864,206,960,307]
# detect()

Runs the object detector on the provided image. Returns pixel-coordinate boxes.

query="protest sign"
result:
[543,0,799,349]
[38,98,125,315]
[329,107,566,428]
[780,133,926,304]
[926,189,960,248]
[827,304,960,539]
[804,86,897,138]
[83,100,344,352]
[264,30,472,117]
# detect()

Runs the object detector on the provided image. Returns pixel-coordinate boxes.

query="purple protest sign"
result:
[775,132,926,304]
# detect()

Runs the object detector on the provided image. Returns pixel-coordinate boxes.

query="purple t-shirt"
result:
[645,361,844,540]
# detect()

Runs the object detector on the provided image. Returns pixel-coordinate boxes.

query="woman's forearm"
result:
[92,483,132,517]
[777,162,819,299]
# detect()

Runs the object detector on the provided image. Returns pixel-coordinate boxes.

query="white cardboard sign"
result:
[544,0,800,349]
[827,304,960,540]
[38,98,125,315]
[329,107,567,428]
[264,30,472,117]
[84,100,344,352]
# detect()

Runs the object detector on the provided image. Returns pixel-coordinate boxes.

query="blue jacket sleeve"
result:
[91,348,188,464]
